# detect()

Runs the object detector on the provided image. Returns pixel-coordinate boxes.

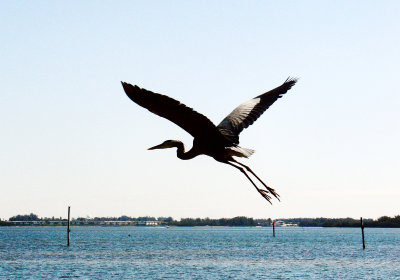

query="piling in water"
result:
[360,217,365,249]
[67,206,71,246]
[272,221,275,237]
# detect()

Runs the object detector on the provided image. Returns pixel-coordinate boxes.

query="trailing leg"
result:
[226,162,273,204]
[231,159,280,201]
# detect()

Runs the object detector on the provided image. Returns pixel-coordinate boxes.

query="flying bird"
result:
[121,78,297,204]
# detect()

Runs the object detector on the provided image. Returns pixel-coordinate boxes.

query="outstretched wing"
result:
[122,82,230,144]
[217,77,298,144]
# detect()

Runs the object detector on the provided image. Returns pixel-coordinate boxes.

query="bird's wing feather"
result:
[122,82,230,144]
[217,77,297,143]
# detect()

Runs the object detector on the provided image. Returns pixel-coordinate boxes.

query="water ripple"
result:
[1,227,400,279]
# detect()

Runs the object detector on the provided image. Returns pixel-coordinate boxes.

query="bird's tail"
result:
[227,146,255,158]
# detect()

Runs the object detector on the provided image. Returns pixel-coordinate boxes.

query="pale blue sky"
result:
[1,1,399,220]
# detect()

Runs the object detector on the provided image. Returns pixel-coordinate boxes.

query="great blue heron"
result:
[121,78,297,204]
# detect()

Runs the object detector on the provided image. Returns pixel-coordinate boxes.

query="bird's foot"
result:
[258,189,273,204]
[265,186,280,201]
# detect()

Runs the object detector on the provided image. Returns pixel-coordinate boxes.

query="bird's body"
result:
[122,78,297,203]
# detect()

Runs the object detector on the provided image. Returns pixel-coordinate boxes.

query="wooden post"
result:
[67,206,71,246]
[272,220,275,237]
[360,217,365,249]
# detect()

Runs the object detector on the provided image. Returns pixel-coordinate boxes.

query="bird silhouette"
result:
[121,78,297,204]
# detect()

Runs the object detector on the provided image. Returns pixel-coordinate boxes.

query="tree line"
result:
[279,216,400,227]
[3,214,400,227]
[170,216,257,226]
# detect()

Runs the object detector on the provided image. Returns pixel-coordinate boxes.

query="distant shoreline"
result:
[2,214,400,228]
[2,225,400,228]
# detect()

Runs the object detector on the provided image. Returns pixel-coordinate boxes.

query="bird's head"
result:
[147,140,179,150]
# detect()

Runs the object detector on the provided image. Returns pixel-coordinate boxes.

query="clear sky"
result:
[1,1,399,220]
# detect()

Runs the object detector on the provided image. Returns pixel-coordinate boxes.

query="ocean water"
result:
[1,226,400,279]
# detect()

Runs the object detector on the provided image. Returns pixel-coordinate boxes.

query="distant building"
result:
[101,221,137,226]
[9,221,46,226]
[137,220,160,226]
[7,217,160,227]
[274,220,298,227]
[48,220,67,226]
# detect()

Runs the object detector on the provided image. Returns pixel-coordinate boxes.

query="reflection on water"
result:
[1,227,400,279]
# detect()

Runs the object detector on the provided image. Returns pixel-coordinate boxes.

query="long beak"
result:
[147,144,165,150]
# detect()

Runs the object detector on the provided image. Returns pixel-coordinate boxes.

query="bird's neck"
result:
[173,141,198,160]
